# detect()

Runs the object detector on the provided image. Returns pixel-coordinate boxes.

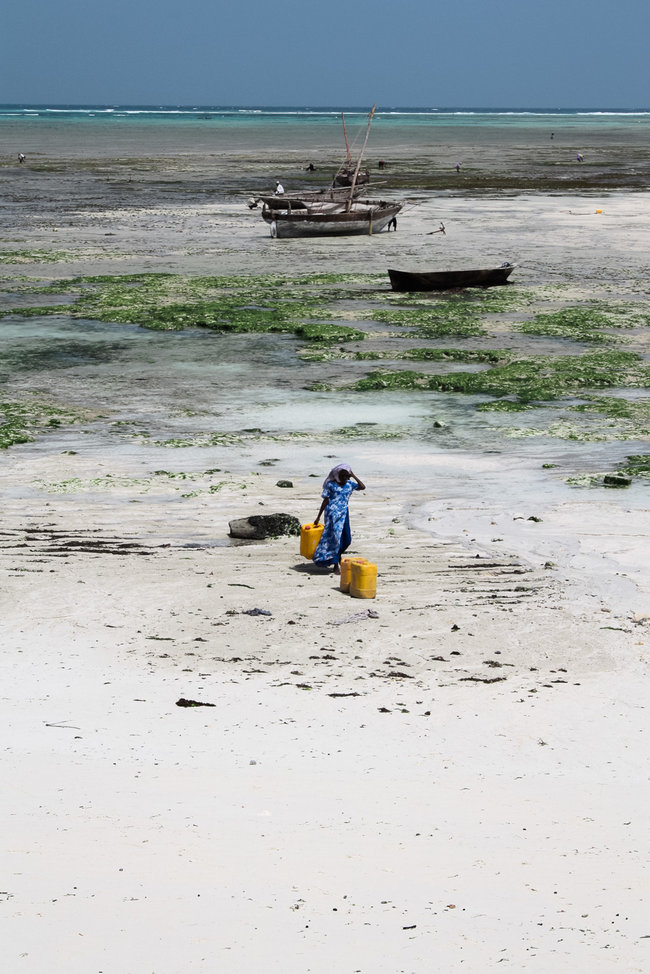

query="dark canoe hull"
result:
[388,265,516,292]
[263,201,402,238]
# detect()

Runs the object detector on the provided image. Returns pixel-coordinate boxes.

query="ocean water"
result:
[2,105,649,125]
[2,104,649,157]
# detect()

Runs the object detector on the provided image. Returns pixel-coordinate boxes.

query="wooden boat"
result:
[262,197,402,238]
[388,264,516,292]
[255,185,365,208]
[260,105,402,238]
[333,167,370,187]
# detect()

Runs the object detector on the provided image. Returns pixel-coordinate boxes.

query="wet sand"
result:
[2,131,650,973]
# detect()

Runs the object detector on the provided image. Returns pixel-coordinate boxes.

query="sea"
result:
[2,104,649,124]
[3,104,649,166]
[2,104,649,144]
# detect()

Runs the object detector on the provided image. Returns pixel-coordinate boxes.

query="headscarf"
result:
[322,463,352,490]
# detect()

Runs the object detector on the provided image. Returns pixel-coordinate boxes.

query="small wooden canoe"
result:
[388,264,516,292]
[334,167,370,187]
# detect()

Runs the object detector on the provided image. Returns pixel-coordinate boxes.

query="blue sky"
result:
[1,0,648,108]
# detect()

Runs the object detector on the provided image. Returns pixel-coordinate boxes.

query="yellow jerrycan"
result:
[350,560,377,599]
[300,522,324,559]
[340,557,368,593]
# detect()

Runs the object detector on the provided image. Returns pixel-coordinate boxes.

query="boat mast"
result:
[346,104,376,212]
[341,113,352,165]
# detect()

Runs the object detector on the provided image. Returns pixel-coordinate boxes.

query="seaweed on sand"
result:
[354,351,650,404]
[0,399,89,449]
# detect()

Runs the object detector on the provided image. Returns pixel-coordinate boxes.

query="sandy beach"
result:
[2,119,650,972]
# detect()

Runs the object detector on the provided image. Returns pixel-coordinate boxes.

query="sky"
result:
[1,0,648,109]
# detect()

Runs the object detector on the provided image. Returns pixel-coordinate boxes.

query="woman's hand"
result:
[314,498,328,525]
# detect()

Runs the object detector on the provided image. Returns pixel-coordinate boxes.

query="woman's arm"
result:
[314,497,328,525]
[350,471,366,490]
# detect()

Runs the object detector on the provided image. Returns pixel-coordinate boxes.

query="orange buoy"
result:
[300,522,324,559]
[350,561,377,599]
[340,557,368,593]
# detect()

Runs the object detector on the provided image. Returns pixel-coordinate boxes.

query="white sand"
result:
[3,459,650,973]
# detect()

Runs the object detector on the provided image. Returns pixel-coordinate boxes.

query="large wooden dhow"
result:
[262,196,402,238]
[259,104,402,238]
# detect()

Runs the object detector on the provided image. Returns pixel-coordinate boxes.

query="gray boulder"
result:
[228,513,301,540]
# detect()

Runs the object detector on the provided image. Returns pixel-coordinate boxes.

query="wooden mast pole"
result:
[346,104,376,212]
[342,113,352,165]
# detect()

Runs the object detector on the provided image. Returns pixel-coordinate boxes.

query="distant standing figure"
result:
[577,152,584,162]
[388,217,397,231]
[454,162,461,172]
[18,153,25,164]
[378,159,386,169]
[275,179,285,195]
[305,162,315,171]
[313,464,366,575]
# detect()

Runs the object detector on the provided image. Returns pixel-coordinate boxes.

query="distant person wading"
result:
[313,464,366,575]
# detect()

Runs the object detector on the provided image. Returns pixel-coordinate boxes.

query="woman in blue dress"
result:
[313,463,366,574]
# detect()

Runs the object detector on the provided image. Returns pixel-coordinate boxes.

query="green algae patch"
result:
[366,302,485,338]
[125,300,291,334]
[355,351,650,404]
[398,347,508,364]
[0,272,371,342]
[332,424,404,440]
[153,434,242,448]
[567,453,650,488]
[33,475,155,494]
[618,454,650,478]
[0,250,76,264]
[500,420,624,442]
[299,346,509,365]
[478,400,533,413]
[0,305,77,318]
[295,322,365,342]
[33,468,239,496]
[570,395,650,426]
[0,398,90,449]
[516,306,636,344]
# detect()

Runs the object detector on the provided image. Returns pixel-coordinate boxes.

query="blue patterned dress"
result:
[313,479,359,567]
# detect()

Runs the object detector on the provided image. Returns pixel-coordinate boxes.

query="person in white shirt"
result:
[274,179,284,195]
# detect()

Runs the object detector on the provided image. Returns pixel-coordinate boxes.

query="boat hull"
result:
[334,168,370,187]
[264,202,402,238]
[388,265,515,292]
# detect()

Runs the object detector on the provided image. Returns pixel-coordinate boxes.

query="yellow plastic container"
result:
[300,522,324,559]
[339,557,368,593]
[350,561,377,599]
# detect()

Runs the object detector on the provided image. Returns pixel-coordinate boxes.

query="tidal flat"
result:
[2,270,649,485]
